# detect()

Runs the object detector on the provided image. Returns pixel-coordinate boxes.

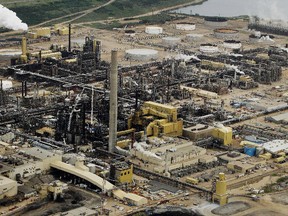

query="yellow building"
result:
[110,162,133,184]
[58,27,69,36]
[35,27,51,37]
[27,28,51,39]
[212,125,232,145]
[0,175,17,199]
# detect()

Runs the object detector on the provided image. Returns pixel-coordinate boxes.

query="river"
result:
[173,0,288,21]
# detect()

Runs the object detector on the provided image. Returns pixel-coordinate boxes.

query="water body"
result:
[173,0,288,21]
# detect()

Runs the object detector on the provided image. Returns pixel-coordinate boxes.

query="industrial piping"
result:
[109,50,118,152]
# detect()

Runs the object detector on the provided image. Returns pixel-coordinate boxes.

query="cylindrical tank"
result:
[0,49,21,62]
[186,34,203,42]
[214,28,239,39]
[223,40,242,49]
[216,173,227,196]
[199,44,219,53]
[145,26,163,35]
[162,37,181,47]
[87,163,97,173]
[176,22,196,31]
[125,49,158,61]
[205,17,228,27]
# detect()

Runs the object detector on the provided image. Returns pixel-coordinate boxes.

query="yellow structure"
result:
[93,39,97,52]
[35,27,51,37]
[29,50,62,60]
[239,75,253,82]
[27,28,51,39]
[274,156,286,163]
[212,126,232,145]
[54,25,72,36]
[128,101,183,137]
[111,162,133,184]
[213,173,228,206]
[186,177,199,185]
[58,27,69,36]
[116,139,131,148]
[201,60,225,69]
[20,37,28,63]
[47,181,65,201]
[27,32,37,39]
[259,152,272,160]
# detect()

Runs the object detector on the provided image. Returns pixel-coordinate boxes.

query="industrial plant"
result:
[0,2,288,216]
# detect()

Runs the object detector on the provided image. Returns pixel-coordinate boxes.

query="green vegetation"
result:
[276,176,288,183]
[0,27,11,34]
[75,0,203,23]
[1,0,205,26]
[0,0,108,25]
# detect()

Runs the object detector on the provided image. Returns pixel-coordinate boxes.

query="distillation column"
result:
[213,172,228,206]
[108,50,118,152]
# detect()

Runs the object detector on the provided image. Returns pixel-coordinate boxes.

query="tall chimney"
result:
[68,24,71,52]
[108,50,118,153]
[20,37,28,63]
[21,37,27,55]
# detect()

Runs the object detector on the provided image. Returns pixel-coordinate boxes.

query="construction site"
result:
[1,4,288,216]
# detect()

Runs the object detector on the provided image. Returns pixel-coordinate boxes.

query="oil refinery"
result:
[0,1,288,216]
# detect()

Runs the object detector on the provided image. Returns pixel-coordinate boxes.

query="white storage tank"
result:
[1,80,13,90]
[176,22,196,31]
[162,37,181,47]
[0,49,21,60]
[145,26,163,35]
[199,44,219,53]
[125,49,158,61]
[186,34,203,42]
[223,40,242,49]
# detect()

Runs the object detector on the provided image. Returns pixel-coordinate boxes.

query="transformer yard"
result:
[1,12,288,216]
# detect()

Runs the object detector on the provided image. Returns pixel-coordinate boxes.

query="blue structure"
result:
[244,146,256,156]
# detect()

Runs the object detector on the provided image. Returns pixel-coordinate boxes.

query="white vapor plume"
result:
[0,4,28,31]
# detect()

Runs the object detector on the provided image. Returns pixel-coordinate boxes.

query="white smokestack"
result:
[0,4,28,31]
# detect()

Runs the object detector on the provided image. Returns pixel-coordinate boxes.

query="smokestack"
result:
[21,37,27,55]
[96,41,102,68]
[108,50,118,153]
[93,39,97,53]
[24,81,27,96]
[68,24,71,52]
[20,37,28,63]
[21,81,24,97]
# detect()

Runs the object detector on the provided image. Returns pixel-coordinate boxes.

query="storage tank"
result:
[223,40,242,49]
[244,146,256,156]
[249,34,260,43]
[214,28,239,39]
[0,49,21,60]
[86,163,97,173]
[176,22,196,31]
[204,17,228,27]
[125,49,158,61]
[199,44,219,53]
[162,37,181,47]
[186,34,203,42]
[145,26,163,35]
